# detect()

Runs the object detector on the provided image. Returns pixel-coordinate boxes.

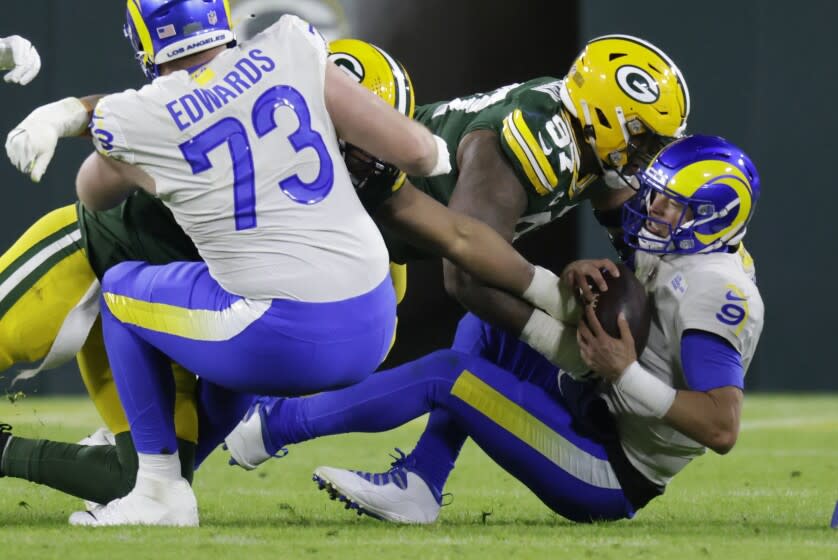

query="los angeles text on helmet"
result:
[165,48,277,132]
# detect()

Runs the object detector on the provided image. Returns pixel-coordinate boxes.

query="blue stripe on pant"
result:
[100,260,395,455]
[271,313,635,522]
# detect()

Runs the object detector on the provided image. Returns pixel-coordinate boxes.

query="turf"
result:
[1,394,836,559]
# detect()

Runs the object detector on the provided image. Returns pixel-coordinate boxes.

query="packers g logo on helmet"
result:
[328,39,415,195]
[328,39,415,119]
[615,65,660,104]
[560,34,690,168]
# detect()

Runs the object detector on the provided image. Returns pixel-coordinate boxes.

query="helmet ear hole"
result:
[595,108,612,129]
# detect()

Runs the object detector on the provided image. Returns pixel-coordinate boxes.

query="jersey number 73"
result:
[180,85,334,231]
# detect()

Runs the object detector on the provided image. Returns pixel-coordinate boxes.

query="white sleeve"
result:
[89,94,136,164]
[676,269,763,355]
[262,15,328,64]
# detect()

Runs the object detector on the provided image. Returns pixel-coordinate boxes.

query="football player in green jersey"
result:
[0,38,564,510]
[1,33,690,510]
[338,34,690,367]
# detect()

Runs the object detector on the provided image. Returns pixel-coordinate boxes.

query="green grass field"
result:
[1,395,836,559]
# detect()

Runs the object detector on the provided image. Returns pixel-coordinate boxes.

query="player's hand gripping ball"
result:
[587,263,651,357]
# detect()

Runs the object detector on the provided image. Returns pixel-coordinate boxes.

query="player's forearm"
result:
[442,262,533,334]
[79,95,107,134]
[663,388,742,455]
[381,185,534,295]
[325,62,446,177]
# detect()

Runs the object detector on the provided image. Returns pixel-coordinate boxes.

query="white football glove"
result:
[0,35,41,85]
[5,97,90,182]
[522,265,582,323]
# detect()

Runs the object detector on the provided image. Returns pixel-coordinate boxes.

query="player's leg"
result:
[235,345,634,523]
[75,259,395,526]
[2,321,198,506]
[0,204,93,371]
[78,318,199,476]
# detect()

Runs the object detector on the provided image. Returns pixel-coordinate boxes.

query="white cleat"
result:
[78,427,116,447]
[69,475,198,527]
[224,399,285,470]
[313,465,441,524]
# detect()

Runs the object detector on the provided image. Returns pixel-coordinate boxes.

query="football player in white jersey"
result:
[4,0,465,528]
[209,134,763,524]
[0,35,40,85]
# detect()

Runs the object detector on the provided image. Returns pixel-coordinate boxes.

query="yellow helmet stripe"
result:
[127,0,155,62]
[370,44,410,117]
[397,61,415,119]
[222,0,233,29]
[667,160,752,247]
[503,110,558,195]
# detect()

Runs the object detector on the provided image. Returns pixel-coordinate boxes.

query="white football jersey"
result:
[91,16,388,302]
[601,248,764,487]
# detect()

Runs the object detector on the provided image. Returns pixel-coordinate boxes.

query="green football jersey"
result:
[77,191,200,280]
[382,78,601,262]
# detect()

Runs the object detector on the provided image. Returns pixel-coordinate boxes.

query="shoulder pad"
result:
[500,106,578,197]
[90,94,135,164]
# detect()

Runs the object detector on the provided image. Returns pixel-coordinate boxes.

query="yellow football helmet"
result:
[328,38,415,119]
[560,35,690,168]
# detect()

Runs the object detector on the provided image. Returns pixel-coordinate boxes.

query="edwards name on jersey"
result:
[90,15,387,302]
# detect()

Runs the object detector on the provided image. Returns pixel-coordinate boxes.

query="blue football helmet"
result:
[622,134,761,254]
[124,0,236,79]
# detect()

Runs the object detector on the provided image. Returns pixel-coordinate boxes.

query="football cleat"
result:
[69,474,198,527]
[224,397,287,470]
[312,450,442,524]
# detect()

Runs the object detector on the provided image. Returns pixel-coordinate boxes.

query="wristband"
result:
[427,135,452,176]
[615,361,676,418]
[522,265,580,323]
[520,309,587,375]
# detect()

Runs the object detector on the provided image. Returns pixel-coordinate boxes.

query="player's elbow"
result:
[442,258,476,303]
[707,426,739,455]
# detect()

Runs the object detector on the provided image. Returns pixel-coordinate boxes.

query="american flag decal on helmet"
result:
[157,24,176,39]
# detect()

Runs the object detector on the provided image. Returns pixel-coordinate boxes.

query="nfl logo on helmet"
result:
[208,10,218,25]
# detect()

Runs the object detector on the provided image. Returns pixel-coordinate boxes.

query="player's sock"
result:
[0,431,195,503]
[404,410,466,496]
[1,431,136,503]
[138,451,181,481]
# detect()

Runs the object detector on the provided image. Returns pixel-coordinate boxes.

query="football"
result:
[589,263,652,356]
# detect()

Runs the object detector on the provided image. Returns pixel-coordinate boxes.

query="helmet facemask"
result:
[622,135,759,256]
